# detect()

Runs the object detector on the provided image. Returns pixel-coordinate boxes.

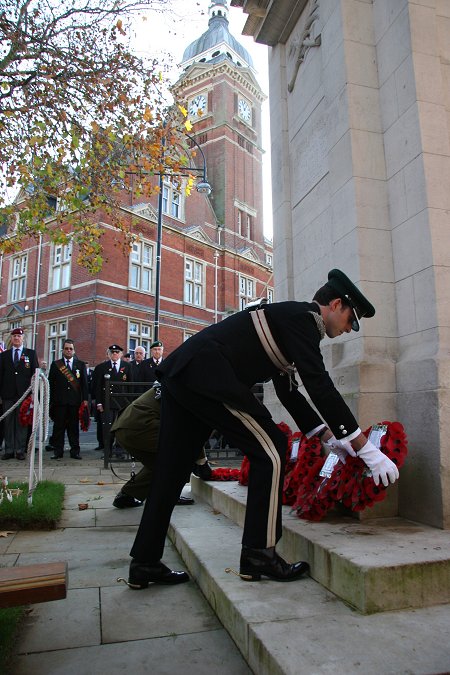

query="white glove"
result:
[322,436,356,464]
[357,440,399,487]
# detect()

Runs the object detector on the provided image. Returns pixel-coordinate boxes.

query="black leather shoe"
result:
[70,453,82,460]
[192,461,213,481]
[94,446,104,451]
[15,452,26,460]
[45,445,54,452]
[1,453,14,460]
[50,454,63,460]
[128,560,189,589]
[239,546,310,582]
[113,490,143,509]
[177,496,195,505]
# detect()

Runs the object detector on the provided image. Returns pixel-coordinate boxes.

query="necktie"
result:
[66,360,71,369]
[112,363,117,373]
[14,349,19,365]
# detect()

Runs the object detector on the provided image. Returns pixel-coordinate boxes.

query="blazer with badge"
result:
[0,347,39,400]
[156,301,360,443]
[95,359,133,407]
[48,358,89,407]
[146,357,163,384]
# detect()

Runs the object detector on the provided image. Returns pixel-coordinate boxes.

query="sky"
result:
[130,0,273,238]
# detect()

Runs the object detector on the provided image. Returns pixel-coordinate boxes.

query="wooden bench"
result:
[0,562,68,608]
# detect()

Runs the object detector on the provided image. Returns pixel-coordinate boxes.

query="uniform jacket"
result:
[111,387,160,454]
[156,301,360,442]
[145,357,163,384]
[0,347,39,399]
[48,358,89,407]
[94,359,133,407]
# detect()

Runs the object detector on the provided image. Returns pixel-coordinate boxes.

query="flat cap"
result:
[150,340,163,349]
[11,327,24,335]
[108,344,123,352]
[327,269,375,331]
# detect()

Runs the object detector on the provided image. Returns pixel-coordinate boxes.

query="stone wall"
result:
[234,0,450,527]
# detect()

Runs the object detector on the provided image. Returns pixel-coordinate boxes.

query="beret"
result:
[150,341,163,349]
[109,344,123,351]
[11,328,24,335]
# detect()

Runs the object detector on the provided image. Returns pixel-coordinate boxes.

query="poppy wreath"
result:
[210,467,241,481]
[19,395,33,426]
[293,421,408,521]
[78,401,91,432]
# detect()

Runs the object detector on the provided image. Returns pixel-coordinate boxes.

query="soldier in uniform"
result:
[125,270,399,589]
[48,339,89,459]
[111,384,210,508]
[0,327,39,460]
[95,345,133,459]
[146,340,164,384]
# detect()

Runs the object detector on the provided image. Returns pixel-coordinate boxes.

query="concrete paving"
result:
[1,431,450,674]
[0,436,252,675]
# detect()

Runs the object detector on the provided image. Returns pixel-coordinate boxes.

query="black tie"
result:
[113,363,117,373]
[66,360,71,369]
[14,349,19,365]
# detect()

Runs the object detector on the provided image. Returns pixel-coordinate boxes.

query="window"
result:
[268,289,274,303]
[128,320,152,356]
[162,179,183,220]
[266,253,273,267]
[184,257,204,307]
[237,209,253,240]
[239,275,255,310]
[47,321,67,363]
[10,254,27,301]
[130,241,154,292]
[50,243,71,291]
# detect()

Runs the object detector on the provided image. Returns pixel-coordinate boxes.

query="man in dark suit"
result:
[0,327,39,460]
[146,340,164,384]
[95,344,133,459]
[125,269,399,589]
[129,345,153,393]
[48,339,89,460]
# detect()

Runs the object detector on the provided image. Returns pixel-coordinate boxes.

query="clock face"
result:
[189,94,207,117]
[238,98,252,123]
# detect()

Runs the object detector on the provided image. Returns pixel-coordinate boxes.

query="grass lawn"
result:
[0,479,65,672]
[0,480,65,530]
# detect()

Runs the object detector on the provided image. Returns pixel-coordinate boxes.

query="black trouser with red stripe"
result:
[130,380,287,564]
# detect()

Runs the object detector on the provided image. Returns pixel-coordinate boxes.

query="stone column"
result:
[235,0,450,527]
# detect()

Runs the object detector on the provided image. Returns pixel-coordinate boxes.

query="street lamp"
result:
[153,133,211,341]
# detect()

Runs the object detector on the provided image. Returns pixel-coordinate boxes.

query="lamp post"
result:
[153,133,211,342]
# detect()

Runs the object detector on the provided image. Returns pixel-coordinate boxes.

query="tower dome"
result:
[182,0,253,69]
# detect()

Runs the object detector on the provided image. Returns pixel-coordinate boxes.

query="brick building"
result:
[0,0,272,367]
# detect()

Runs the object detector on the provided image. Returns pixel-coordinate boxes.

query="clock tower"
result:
[173,0,267,251]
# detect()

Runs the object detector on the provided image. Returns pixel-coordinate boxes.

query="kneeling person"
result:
[111,384,211,508]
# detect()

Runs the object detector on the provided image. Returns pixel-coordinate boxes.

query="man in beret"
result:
[125,270,398,589]
[146,340,164,385]
[0,328,39,460]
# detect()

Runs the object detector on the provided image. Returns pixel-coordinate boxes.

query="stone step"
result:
[185,476,450,614]
[167,481,450,675]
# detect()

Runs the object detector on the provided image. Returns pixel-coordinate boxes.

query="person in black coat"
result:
[129,345,153,393]
[95,344,133,458]
[145,340,164,384]
[48,339,89,460]
[0,327,39,460]
[125,269,399,589]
